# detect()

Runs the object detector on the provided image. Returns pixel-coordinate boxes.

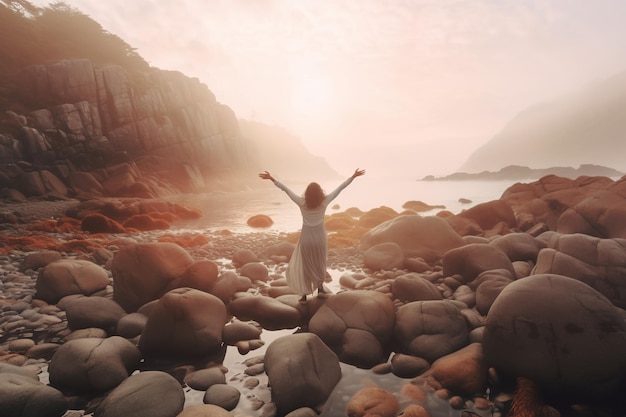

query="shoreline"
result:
[3,174,626,417]
[0,197,497,417]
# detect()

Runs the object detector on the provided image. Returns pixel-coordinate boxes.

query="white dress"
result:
[273,177,354,295]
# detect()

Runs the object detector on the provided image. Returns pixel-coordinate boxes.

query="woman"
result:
[259,168,365,302]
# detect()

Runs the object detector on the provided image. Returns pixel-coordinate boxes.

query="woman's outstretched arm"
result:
[259,171,275,181]
[325,168,366,202]
[259,171,303,205]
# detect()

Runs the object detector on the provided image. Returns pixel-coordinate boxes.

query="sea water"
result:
[174,176,518,233]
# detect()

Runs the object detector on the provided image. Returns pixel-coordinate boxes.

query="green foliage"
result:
[0,0,149,77]
[0,0,150,112]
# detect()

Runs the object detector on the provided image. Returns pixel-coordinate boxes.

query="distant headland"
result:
[421,164,625,181]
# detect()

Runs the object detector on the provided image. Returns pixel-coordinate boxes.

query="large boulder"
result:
[36,259,110,304]
[533,233,626,308]
[309,290,395,368]
[393,300,469,362]
[93,371,185,417]
[483,274,626,398]
[362,242,405,271]
[489,233,547,262]
[420,342,488,396]
[138,288,228,360]
[391,273,442,302]
[178,260,220,293]
[111,242,194,312]
[0,373,68,417]
[48,336,141,394]
[359,215,465,264]
[63,296,126,334]
[473,269,513,315]
[556,190,626,238]
[455,199,517,231]
[264,333,341,415]
[441,243,515,284]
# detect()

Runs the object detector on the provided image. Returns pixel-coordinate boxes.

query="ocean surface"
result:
[173,176,519,233]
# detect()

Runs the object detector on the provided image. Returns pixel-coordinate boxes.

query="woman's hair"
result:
[304,182,325,209]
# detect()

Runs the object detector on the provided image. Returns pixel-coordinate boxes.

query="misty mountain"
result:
[239,120,340,182]
[460,71,626,173]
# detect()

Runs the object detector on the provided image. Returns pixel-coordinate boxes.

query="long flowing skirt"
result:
[286,224,327,295]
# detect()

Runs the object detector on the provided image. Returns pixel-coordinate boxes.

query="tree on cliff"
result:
[0,0,148,78]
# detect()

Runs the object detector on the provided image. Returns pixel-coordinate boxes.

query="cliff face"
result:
[1,58,256,200]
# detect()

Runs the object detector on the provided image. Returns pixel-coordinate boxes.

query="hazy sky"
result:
[32,0,626,177]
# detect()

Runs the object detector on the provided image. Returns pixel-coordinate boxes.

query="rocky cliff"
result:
[1,58,257,201]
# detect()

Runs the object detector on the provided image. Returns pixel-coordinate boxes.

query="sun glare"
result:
[288,54,333,118]
[291,75,333,118]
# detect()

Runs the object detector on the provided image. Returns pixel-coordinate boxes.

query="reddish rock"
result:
[421,343,488,396]
[123,213,170,231]
[246,214,273,228]
[81,213,126,234]
[346,387,398,417]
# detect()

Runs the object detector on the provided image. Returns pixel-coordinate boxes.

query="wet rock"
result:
[0,373,68,417]
[184,367,226,391]
[247,214,273,228]
[265,333,341,415]
[390,353,430,378]
[62,296,126,334]
[203,384,240,411]
[48,336,141,394]
[232,249,259,267]
[483,274,626,398]
[93,371,185,417]
[309,290,395,368]
[138,288,228,360]
[420,343,488,396]
[239,262,269,282]
[222,320,262,345]
[346,387,398,417]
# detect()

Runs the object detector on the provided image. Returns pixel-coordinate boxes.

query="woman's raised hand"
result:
[259,171,274,181]
[352,168,365,179]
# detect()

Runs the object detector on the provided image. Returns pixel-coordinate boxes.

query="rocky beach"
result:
[1,173,626,417]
